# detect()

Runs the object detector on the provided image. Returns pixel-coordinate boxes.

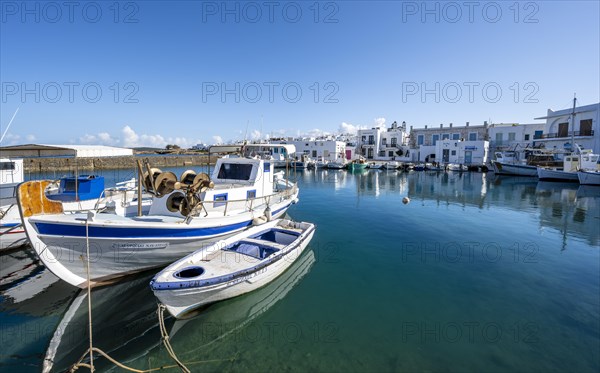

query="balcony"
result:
[539,130,594,139]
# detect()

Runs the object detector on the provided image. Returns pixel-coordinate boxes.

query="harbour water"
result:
[1,169,599,372]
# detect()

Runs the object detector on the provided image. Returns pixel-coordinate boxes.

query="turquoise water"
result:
[1,170,599,372]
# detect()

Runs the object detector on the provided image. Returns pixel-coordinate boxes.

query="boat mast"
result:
[570,94,576,153]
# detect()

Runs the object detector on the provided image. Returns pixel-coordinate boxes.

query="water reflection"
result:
[41,250,315,372]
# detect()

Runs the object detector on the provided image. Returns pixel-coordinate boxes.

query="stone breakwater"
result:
[22,155,215,173]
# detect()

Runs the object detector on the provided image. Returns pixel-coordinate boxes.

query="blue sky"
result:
[1,1,599,148]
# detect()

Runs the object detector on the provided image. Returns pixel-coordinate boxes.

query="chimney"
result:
[425,125,428,129]
[484,121,488,128]
[466,122,469,127]
[440,123,443,128]
[449,123,453,128]
[410,125,413,132]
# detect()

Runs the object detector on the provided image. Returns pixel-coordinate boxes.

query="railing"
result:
[539,130,594,139]
[187,183,298,219]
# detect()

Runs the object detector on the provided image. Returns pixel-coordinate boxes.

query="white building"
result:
[435,139,489,166]
[534,102,599,153]
[487,122,547,154]
[0,144,133,158]
[357,121,412,161]
[270,139,346,162]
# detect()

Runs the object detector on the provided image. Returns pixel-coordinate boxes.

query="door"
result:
[443,149,450,163]
[465,151,472,164]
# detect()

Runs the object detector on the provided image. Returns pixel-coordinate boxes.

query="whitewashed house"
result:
[435,139,489,166]
[534,102,599,153]
[357,121,412,161]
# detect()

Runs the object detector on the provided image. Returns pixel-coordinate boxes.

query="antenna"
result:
[0,107,20,144]
[243,120,249,145]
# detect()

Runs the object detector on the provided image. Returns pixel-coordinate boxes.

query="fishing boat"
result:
[383,161,399,170]
[327,160,346,169]
[150,218,315,318]
[446,163,468,172]
[18,150,299,288]
[578,170,600,185]
[1,172,150,252]
[347,159,368,172]
[368,162,383,170]
[537,147,599,182]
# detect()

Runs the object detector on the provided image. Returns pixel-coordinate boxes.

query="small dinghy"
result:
[150,219,316,318]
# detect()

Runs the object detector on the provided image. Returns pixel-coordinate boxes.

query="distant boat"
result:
[347,159,368,172]
[384,161,399,170]
[578,170,600,185]
[446,163,468,172]
[327,160,346,169]
[150,219,316,318]
[537,147,599,182]
[368,162,383,169]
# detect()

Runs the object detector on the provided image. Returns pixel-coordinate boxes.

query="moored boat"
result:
[578,170,600,185]
[150,218,316,318]
[18,152,299,288]
[383,161,399,170]
[347,159,368,172]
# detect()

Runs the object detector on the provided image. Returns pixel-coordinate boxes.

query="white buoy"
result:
[402,197,410,204]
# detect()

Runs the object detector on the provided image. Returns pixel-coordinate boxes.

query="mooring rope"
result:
[68,213,233,372]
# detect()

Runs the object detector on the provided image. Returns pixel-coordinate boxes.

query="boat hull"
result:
[347,163,368,171]
[537,167,579,182]
[152,222,316,318]
[22,196,296,288]
[578,171,600,185]
[492,162,537,176]
[1,203,27,251]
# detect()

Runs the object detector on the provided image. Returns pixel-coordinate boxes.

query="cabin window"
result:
[217,163,253,180]
[263,162,270,172]
[213,193,228,207]
[0,162,15,170]
[580,119,593,136]
[247,190,256,199]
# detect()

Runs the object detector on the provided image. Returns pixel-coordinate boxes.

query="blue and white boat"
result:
[150,218,315,318]
[1,158,26,251]
[18,154,299,288]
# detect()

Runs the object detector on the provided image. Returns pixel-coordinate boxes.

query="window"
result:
[495,133,503,143]
[389,151,394,157]
[417,135,424,145]
[508,132,516,141]
[368,135,374,145]
[0,162,15,170]
[391,137,397,146]
[432,134,439,145]
[312,150,317,157]
[451,150,456,156]
[580,119,593,136]
[361,136,366,142]
[524,134,530,141]
[452,133,460,140]
[442,133,450,140]
[382,138,387,145]
[274,148,279,153]
[558,122,569,138]
[534,130,543,139]
[264,162,271,172]
[217,163,253,180]
[367,148,373,158]
[213,193,228,207]
[247,190,256,199]
[469,133,477,141]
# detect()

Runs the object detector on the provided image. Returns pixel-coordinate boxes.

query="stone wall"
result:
[22,155,216,173]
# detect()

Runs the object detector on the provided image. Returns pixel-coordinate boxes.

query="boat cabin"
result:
[0,158,24,200]
[46,175,105,202]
